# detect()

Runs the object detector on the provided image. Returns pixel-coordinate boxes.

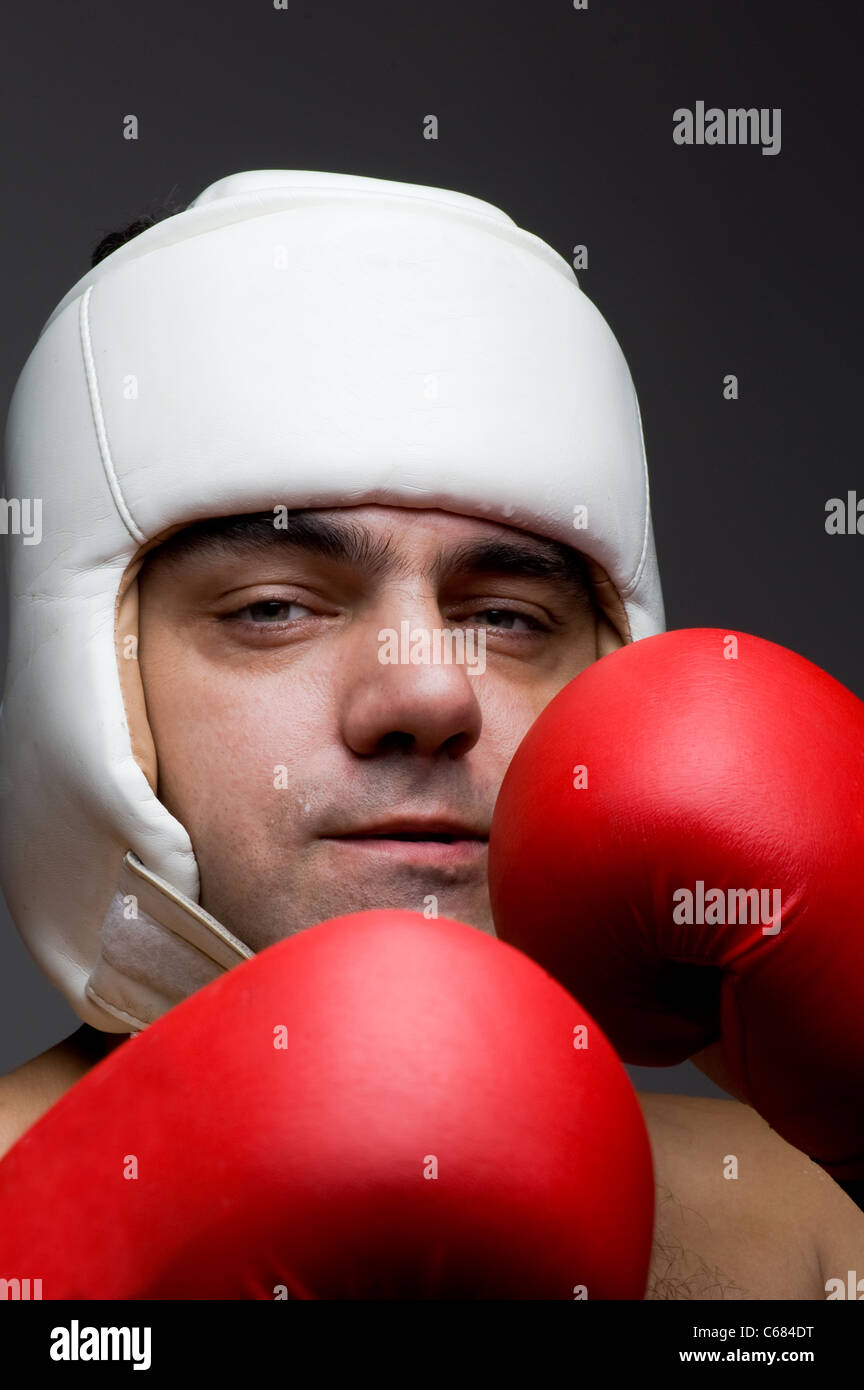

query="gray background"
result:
[0,0,858,1093]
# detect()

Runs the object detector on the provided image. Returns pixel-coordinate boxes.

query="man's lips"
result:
[321,819,489,866]
[326,817,489,840]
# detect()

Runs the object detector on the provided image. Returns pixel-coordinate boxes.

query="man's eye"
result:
[241,600,313,623]
[464,609,544,632]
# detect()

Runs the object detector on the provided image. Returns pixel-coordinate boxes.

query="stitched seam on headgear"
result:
[619,388,653,598]
[79,284,147,545]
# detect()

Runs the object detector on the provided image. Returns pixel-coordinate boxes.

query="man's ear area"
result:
[115,555,159,795]
[596,607,626,659]
[114,517,209,798]
[582,553,633,658]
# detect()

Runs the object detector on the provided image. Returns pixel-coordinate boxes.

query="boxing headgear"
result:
[0,169,665,1031]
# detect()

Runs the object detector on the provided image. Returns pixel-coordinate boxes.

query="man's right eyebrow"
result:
[147,512,396,579]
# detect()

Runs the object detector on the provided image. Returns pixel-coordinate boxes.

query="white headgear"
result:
[0,170,665,1032]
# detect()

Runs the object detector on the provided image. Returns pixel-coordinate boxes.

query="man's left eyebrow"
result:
[430,538,593,603]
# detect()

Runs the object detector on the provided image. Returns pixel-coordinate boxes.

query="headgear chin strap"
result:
[0,169,665,1032]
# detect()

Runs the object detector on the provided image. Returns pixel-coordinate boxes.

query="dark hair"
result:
[89,189,188,268]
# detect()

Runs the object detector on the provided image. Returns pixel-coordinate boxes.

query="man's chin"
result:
[228,889,497,952]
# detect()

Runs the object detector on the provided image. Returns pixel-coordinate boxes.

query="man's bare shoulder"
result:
[0,1025,111,1161]
[636,1090,864,1300]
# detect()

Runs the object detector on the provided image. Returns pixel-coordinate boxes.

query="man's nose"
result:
[337,598,484,759]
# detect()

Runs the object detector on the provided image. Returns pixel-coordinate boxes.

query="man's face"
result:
[137,504,605,948]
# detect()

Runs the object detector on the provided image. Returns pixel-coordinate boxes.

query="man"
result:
[1,171,862,1298]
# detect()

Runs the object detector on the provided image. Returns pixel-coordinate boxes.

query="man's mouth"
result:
[321,819,488,865]
[340,831,466,842]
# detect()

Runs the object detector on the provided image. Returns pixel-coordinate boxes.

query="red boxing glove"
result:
[489,628,864,1183]
[0,910,653,1299]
